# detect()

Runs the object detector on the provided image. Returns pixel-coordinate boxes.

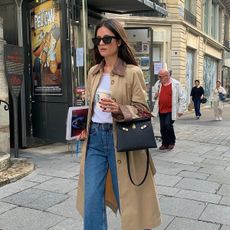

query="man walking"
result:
[152,69,186,150]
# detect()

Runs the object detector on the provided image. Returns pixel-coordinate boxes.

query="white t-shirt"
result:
[92,73,113,123]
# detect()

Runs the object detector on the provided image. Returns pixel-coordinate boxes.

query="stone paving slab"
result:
[155,215,174,230]
[2,188,68,210]
[155,166,183,176]
[197,165,230,175]
[165,217,220,230]
[0,201,16,214]
[0,207,65,230]
[220,196,230,206]
[0,180,37,199]
[159,196,206,219]
[49,218,82,230]
[208,174,230,185]
[155,174,182,187]
[202,158,230,167]
[157,186,179,197]
[221,225,230,230]
[35,168,79,179]
[168,163,200,172]
[177,170,209,180]
[218,184,230,196]
[47,196,80,219]
[175,178,220,193]
[154,155,195,165]
[200,204,230,225]
[175,189,221,204]
[21,171,53,183]
[34,178,77,194]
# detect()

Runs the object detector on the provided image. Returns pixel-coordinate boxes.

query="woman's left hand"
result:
[99,98,121,114]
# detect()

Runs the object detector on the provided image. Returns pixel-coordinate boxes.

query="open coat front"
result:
[76,59,161,230]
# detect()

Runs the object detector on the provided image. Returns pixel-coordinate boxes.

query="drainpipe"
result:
[15,0,27,147]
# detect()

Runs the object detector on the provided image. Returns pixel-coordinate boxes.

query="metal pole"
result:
[13,97,19,157]
[15,0,27,147]
[82,0,87,105]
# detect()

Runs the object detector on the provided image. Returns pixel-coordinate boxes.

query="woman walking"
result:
[76,18,161,230]
[212,80,227,121]
[190,80,204,119]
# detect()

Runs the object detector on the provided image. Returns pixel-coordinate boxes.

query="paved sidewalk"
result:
[0,104,230,230]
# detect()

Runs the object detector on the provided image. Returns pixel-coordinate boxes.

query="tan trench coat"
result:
[76,58,161,230]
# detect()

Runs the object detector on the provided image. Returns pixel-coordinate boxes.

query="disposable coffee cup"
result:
[96,89,111,110]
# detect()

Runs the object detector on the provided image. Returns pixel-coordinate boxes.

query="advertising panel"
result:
[4,45,24,98]
[30,1,62,95]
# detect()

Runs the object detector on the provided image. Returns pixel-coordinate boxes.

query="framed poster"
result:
[30,1,62,95]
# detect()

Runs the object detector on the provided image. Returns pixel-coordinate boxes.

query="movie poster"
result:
[30,1,62,95]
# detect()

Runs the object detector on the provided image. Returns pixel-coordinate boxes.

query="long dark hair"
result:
[93,19,137,66]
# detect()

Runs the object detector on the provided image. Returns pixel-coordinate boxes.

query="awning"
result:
[87,0,167,15]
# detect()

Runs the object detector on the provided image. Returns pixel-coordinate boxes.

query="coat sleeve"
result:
[152,81,160,102]
[177,83,187,114]
[220,87,227,95]
[201,87,204,95]
[113,67,151,122]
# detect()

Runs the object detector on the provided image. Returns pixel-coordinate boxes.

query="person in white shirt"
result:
[212,80,227,121]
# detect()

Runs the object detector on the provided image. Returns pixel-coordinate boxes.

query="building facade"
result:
[111,0,230,105]
[0,17,10,154]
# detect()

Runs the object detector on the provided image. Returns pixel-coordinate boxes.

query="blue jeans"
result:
[84,122,120,230]
[193,98,201,117]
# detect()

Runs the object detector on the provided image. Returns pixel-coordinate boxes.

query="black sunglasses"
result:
[92,36,117,46]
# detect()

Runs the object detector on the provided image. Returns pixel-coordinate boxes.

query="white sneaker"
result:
[219,117,222,121]
[215,117,219,121]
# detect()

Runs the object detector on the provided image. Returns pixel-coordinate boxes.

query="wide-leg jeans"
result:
[84,122,120,230]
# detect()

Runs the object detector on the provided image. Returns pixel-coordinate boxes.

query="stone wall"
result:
[0,17,10,154]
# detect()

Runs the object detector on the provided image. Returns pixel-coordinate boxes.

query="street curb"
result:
[0,158,35,187]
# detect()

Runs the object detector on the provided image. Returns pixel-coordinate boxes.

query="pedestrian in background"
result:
[190,80,204,119]
[76,18,161,230]
[212,80,227,121]
[152,69,186,150]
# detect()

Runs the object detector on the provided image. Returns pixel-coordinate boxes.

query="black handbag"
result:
[219,92,226,101]
[116,118,157,186]
[201,97,207,104]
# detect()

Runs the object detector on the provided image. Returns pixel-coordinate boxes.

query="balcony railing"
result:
[184,8,197,26]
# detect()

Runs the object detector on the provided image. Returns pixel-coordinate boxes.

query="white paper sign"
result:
[154,62,163,75]
[76,48,84,67]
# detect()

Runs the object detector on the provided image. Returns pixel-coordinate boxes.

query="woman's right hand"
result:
[79,129,87,141]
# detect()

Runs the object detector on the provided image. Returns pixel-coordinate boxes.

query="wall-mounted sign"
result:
[30,0,62,95]
[154,62,163,75]
[4,44,24,98]
[76,48,84,67]
[4,44,24,158]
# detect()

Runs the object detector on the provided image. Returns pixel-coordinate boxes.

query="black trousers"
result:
[159,112,176,146]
